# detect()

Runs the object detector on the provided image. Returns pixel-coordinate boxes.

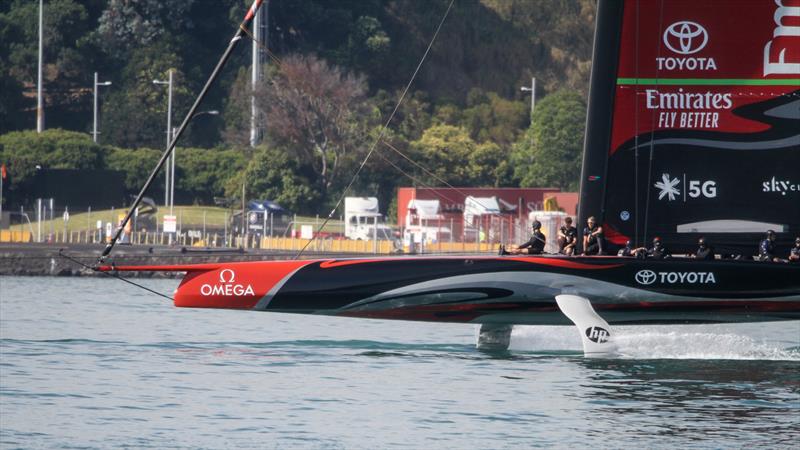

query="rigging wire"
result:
[641,0,666,247]
[634,0,640,247]
[379,140,510,223]
[240,24,283,68]
[293,0,456,260]
[59,250,174,301]
[372,146,465,208]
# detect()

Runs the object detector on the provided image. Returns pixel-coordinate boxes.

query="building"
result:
[397,187,579,243]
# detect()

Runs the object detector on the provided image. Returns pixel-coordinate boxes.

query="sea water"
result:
[1,276,798,448]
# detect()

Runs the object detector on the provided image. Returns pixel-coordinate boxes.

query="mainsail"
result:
[579,0,800,255]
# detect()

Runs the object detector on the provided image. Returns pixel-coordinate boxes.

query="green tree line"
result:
[1,0,594,215]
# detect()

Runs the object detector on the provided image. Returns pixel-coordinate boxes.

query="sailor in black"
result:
[557,217,578,255]
[758,230,779,262]
[691,237,715,261]
[617,240,634,257]
[789,237,800,263]
[581,216,605,255]
[507,221,546,255]
[634,237,671,260]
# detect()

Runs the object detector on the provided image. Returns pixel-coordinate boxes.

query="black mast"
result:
[577,0,625,249]
[99,0,266,263]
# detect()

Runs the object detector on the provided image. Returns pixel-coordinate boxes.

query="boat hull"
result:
[111,256,800,325]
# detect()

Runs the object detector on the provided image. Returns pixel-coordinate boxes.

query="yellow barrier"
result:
[256,237,498,254]
[0,230,32,243]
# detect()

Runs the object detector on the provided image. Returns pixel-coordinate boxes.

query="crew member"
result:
[505,221,546,255]
[691,237,715,261]
[789,237,800,263]
[582,216,604,255]
[557,217,578,256]
[758,230,779,262]
[617,240,634,257]
[633,237,671,260]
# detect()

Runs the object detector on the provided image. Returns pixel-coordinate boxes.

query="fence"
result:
[0,200,575,254]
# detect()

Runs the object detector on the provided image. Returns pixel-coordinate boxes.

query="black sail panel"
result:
[581,0,800,256]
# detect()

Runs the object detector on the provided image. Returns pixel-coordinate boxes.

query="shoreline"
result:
[0,243,374,277]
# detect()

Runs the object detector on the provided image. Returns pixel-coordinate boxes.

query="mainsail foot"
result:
[555,294,616,357]
[477,323,513,352]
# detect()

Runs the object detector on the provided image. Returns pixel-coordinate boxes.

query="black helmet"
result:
[531,220,542,230]
[698,237,706,247]
[653,237,662,247]
[625,240,631,247]
[767,230,776,240]
[795,236,800,245]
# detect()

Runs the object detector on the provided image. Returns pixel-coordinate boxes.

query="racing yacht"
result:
[100,0,800,356]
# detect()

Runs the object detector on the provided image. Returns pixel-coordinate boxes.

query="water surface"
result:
[1,276,798,448]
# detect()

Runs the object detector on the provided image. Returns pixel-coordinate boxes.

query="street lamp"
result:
[153,70,173,210]
[520,77,536,119]
[92,72,112,143]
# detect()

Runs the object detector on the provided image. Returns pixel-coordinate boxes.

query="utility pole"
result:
[153,70,173,210]
[36,0,44,133]
[92,72,112,143]
[250,1,267,147]
[520,77,536,119]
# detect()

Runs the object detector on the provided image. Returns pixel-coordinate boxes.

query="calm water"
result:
[1,276,798,449]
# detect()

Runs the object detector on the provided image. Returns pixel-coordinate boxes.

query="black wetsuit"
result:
[758,239,775,261]
[647,245,671,260]
[617,245,634,257]
[695,245,715,261]
[790,246,800,263]
[583,226,604,255]
[519,231,546,255]
[559,225,577,253]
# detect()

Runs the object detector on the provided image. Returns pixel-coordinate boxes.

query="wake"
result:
[508,324,800,360]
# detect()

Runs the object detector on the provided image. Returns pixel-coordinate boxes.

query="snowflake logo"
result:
[654,173,681,201]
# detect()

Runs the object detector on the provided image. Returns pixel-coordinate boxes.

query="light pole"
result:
[36,0,44,132]
[92,72,112,143]
[250,1,268,147]
[169,110,219,211]
[520,77,536,119]
[153,70,173,209]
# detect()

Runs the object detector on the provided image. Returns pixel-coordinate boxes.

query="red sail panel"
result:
[596,0,800,254]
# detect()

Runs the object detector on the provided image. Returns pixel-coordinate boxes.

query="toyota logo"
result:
[635,270,657,285]
[663,21,708,55]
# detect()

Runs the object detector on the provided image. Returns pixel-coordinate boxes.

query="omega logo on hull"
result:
[200,269,255,296]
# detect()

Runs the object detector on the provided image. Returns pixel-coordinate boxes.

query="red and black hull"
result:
[107,256,800,326]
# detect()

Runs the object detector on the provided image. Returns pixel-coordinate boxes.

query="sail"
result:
[579,0,800,255]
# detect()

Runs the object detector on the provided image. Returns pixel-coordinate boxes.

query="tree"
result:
[257,54,374,200]
[100,43,192,149]
[511,89,586,191]
[0,129,106,203]
[94,0,196,61]
[228,146,319,215]
[411,124,499,187]
[1,0,99,131]
[433,88,527,147]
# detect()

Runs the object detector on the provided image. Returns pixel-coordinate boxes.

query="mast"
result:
[99,0,266,262]
[577,0,624,249]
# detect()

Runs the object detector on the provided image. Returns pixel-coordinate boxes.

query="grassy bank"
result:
[10,206,345,234]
